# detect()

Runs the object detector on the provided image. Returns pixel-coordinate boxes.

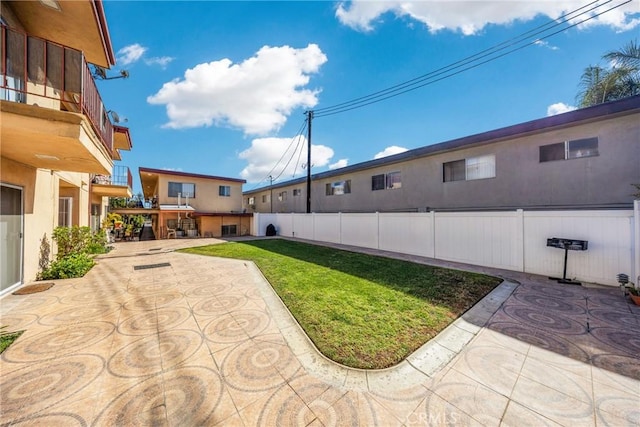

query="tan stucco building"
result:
[123,168,251,239]
[1,0,133,295]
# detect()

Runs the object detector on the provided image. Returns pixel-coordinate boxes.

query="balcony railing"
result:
[0,24,113,155]
[92,165,132,189]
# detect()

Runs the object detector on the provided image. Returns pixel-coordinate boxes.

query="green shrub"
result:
[52,226,109,258]
[87,229,109,254]
[53,226,93,259]
[38,253,95,280]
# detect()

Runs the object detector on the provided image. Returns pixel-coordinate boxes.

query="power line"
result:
[249,118,307,190]
[313,0,630,118]
[292,128,307,178]
[272,129,306,182]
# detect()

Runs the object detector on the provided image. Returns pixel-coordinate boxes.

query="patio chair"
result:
[166,227,176,239]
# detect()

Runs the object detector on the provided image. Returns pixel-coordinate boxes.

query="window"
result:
[293,188,301,196]
[218,185,231,197]
[262,194,270,203]
[248,197,255,205]
[326,180,351,196]
[58,197,72,227]
[371,174,385,191]
[168,182,195,198]
[539,142,565,162]
[372,172,402,190]
[443,155,495,182]
[278,191,287,202]
[443,160,466,182]
[540,137,599,162]
[221,225,237,236]
[386,171,402,189]
[568,137,599,158]
[466,155,495,180]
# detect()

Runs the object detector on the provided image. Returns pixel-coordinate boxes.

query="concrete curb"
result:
[246,260,518,392]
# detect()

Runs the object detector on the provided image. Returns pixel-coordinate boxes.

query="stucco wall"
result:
[156,174,243,212]
[246,112,640,213]
[1,158,92,285]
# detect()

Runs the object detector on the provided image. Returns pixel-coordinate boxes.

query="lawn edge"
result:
[227,255,519,392]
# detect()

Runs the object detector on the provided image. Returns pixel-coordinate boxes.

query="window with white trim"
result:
[218,185,231,197]
[326,180,351,196]
[540,137,599,162]
[168,182,196,198]
[278,191,287,202]
[443,154,495,182]
[58,197,72,227]
[372,171,402,190]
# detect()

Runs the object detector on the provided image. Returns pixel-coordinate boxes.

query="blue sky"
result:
[97,1,640,195]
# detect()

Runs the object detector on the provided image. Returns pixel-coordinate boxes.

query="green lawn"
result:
[181,239,501,369]
[0,329,23,354]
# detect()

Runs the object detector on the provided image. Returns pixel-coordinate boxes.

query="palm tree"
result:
[577,39,639,107]
[604,39,640,68]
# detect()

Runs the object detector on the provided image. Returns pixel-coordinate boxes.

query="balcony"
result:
[0,24,116,174]
[91,165,133,198]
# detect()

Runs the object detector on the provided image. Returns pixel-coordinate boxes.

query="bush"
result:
[37,226,109,280]
[53,226,93,259]
[86,229,109,254]
[52,226,109,258]
[38,253,95,280]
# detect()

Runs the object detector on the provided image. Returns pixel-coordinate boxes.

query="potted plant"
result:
[628,286,640,306]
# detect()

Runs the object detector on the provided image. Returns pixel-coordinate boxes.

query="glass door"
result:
[1,184,23,292]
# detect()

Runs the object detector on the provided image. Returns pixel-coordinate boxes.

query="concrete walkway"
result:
[1,237,638,426]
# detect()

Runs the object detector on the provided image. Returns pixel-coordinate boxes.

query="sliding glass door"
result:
[1,184,23,292]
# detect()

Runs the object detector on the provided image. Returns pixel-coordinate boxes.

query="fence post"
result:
[312,212,316,241]
[339,212,343,244]
[430,210,436,259]
[376,212,380,249]
[516,209,525,272]
[253,213,260,237]
[634,200,640,285]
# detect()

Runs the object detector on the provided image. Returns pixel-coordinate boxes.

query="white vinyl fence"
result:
[253,201,639,287]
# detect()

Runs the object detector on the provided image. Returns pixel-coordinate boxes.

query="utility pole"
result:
[269,175,274,213]
[306,110,313,213]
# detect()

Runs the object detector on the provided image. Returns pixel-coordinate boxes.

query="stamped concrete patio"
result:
[1,237,638,426]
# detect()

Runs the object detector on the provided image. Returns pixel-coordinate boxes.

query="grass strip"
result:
[181,239,501,369]
[0,330,24,354]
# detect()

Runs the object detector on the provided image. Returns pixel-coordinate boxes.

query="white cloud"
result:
[145,56,175,69]
[116,43,147,66]
[239,136,335,183]
[374,145,408,159]
[547,102,577,116]
[117,44,174,69]
[336,1,640,35]
[534,40,559,51]
[329,159,349,169]
[147,44,328,135]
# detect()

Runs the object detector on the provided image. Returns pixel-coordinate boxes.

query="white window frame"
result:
[58,197,73,227]
[444,155,495,182]
[326,180,351,196]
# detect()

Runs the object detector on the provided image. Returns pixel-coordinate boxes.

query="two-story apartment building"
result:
[134,168,250,239]
[244,96,640,214]
[0,0,133,295]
